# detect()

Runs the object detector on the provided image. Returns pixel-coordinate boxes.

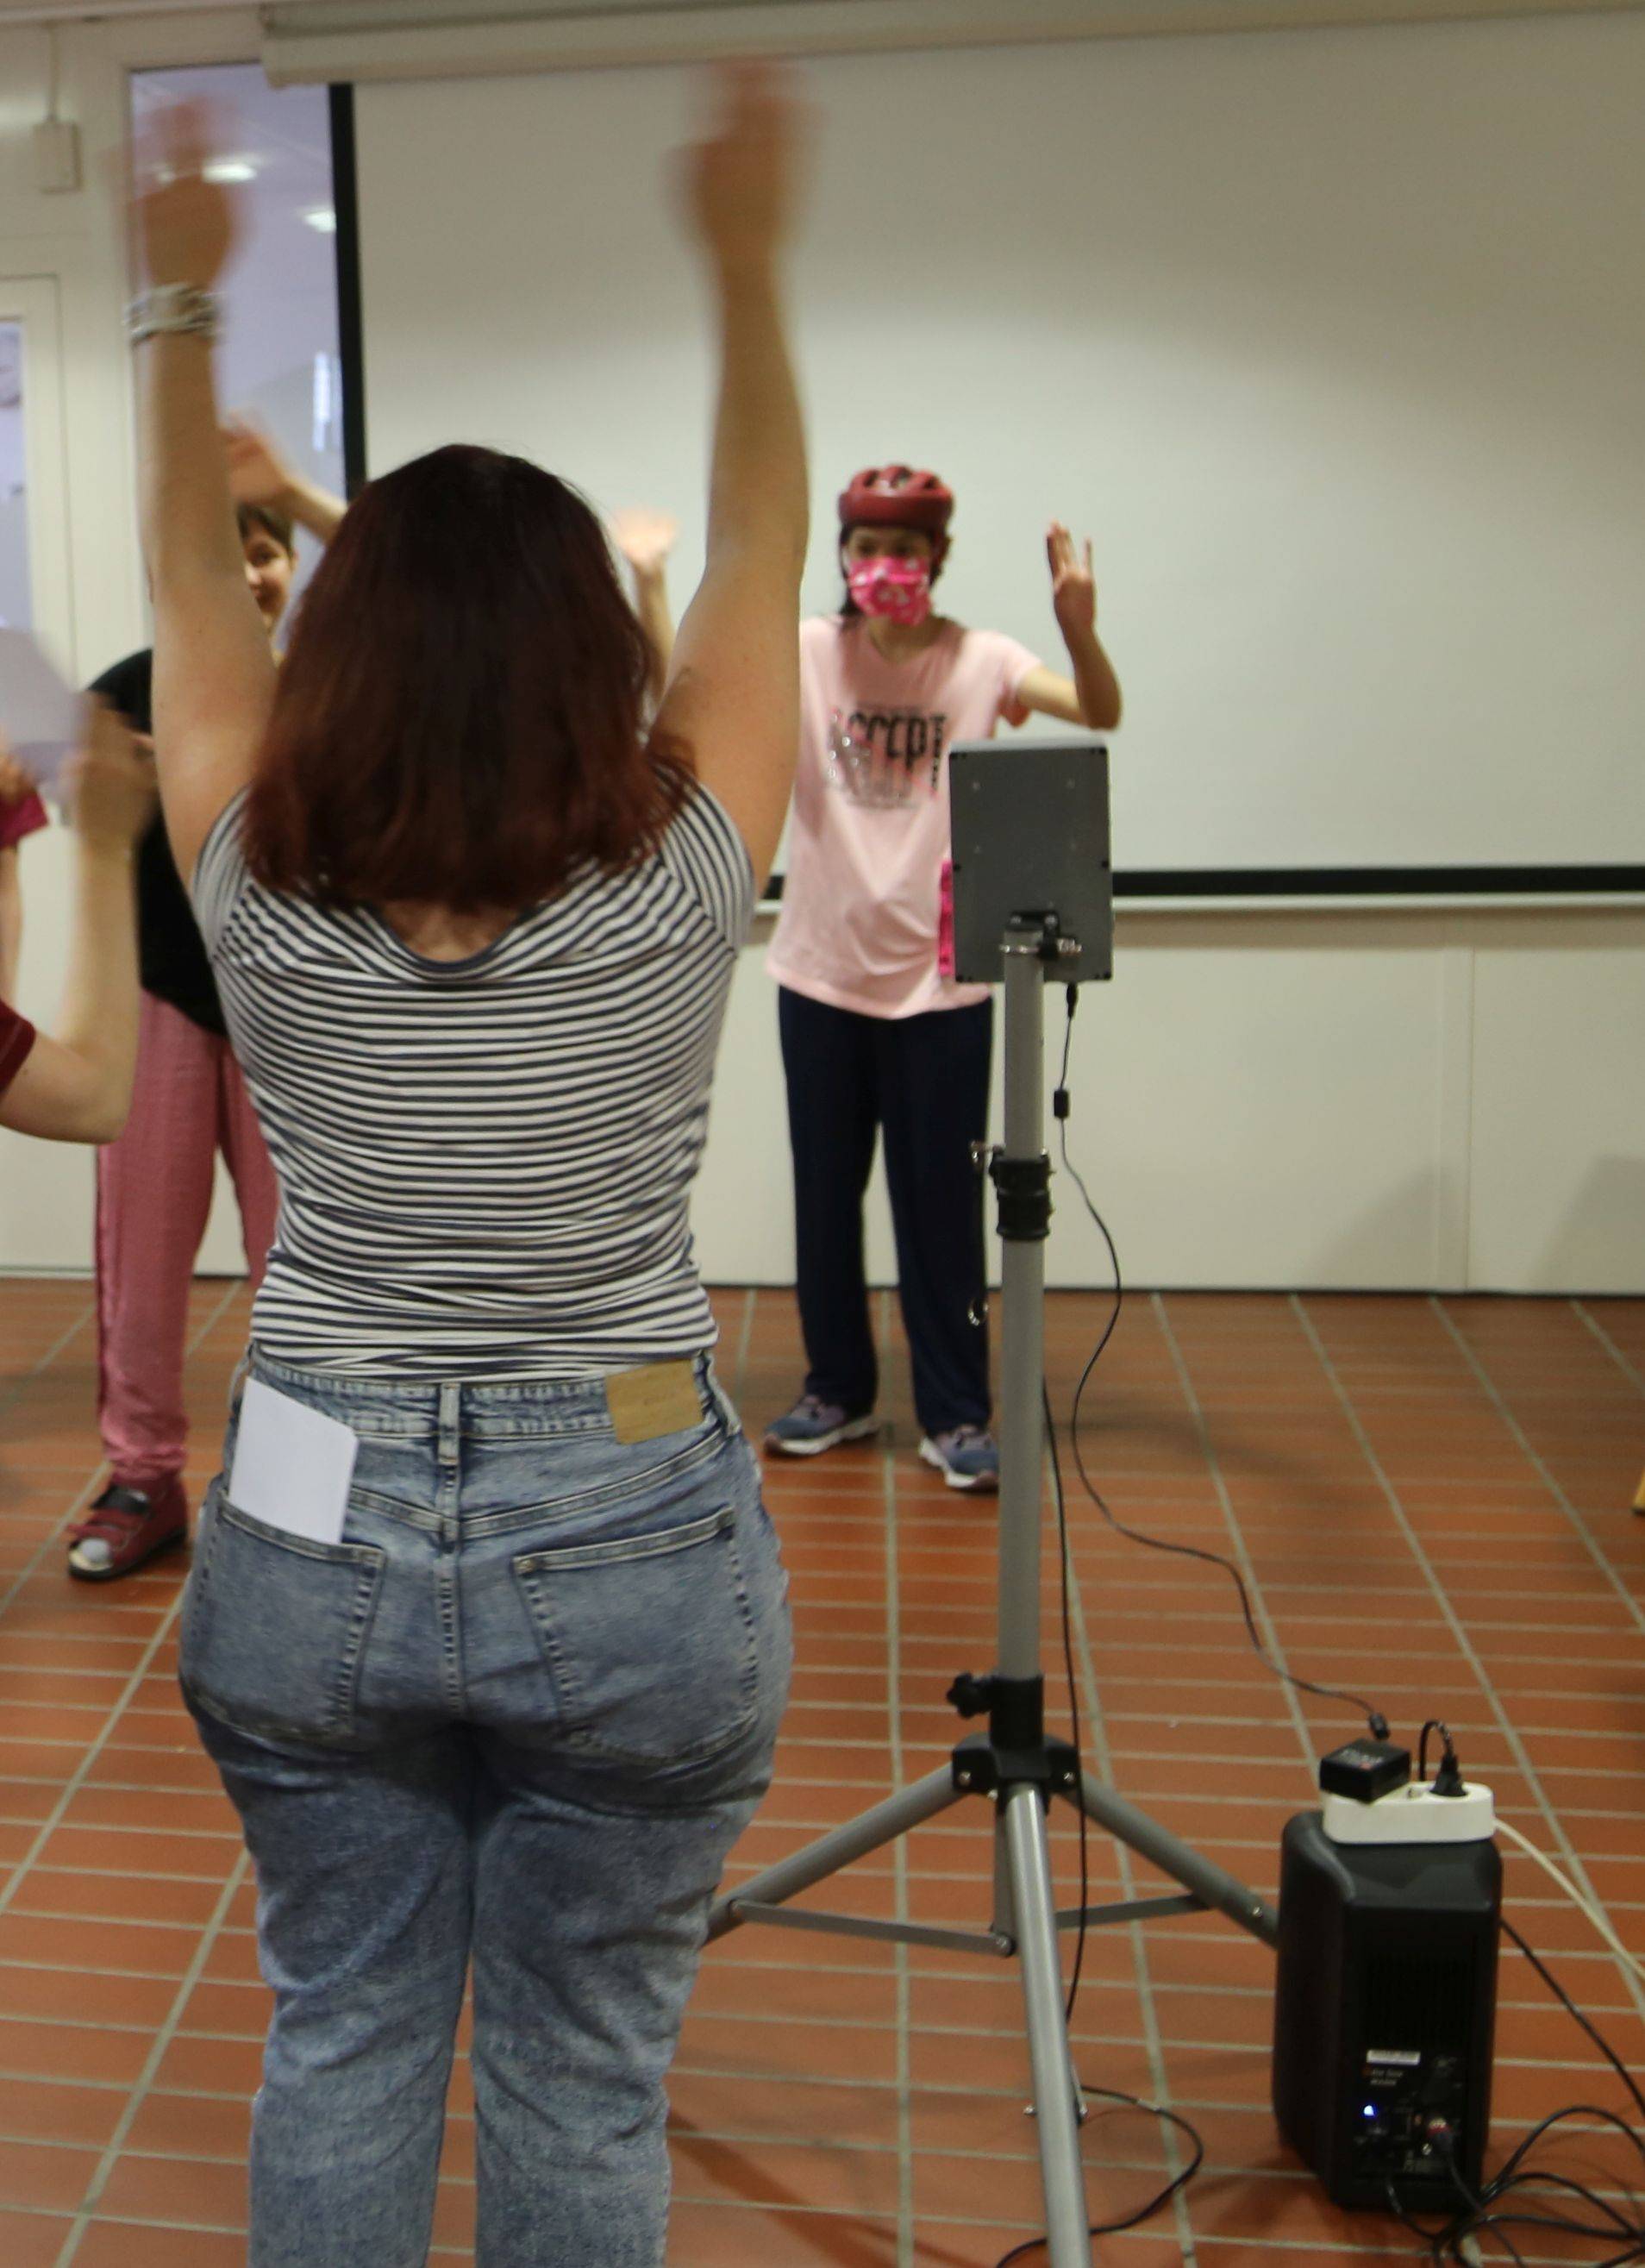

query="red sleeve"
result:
[0,999,37,1099]
[0,793,48,852]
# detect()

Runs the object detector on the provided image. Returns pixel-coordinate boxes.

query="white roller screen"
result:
[352,11,1645,872]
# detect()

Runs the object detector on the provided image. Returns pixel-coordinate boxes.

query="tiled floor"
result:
[0,1278,1641,2265]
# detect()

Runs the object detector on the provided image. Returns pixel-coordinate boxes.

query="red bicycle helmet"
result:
[838,465,954,567]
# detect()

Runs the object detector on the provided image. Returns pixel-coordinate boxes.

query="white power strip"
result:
[1323,1780,1496,1846]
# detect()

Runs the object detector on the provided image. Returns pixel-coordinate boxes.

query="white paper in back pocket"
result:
[228,1378,360,1546]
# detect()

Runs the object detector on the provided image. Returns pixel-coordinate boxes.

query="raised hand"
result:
[683,60,804,279]
[610,509,679,583]
[67,709,157,855]
[1046,521,1098,645]
[223,419,297,511]
[0,734,34,809]
[128,97,239,291]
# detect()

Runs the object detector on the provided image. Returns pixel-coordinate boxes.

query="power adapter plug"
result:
[1319,1737,1411,1804]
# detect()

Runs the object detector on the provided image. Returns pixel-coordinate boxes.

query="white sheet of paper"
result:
[0,630,83,800]
[228,1378,360,1547]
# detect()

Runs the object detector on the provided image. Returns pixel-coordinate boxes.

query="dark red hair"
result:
[245,445,690,912]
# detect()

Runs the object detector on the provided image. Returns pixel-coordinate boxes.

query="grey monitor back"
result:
[948,741,1113,984]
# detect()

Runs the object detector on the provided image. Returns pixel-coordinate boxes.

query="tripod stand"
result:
[710,920,1279,2265]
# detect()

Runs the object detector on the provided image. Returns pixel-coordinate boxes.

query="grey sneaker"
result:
[765,1395,879,1457]
[919,1425,1000,1493]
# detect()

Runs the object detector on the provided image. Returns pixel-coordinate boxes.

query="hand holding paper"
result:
[0,630,86,803]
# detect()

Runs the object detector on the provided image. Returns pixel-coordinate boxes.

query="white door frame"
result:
[0,277,95,1275]
[0,277,75,676]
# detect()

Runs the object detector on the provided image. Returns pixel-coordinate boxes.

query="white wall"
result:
[701,905,1645,1295]
[0,8,1640,1298]
[353,14,1645,870]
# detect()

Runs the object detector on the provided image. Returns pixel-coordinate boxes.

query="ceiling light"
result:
[204,159,258,185]
[303,207,337,234]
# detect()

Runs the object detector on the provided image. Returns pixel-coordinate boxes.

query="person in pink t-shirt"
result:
[764,465,1122,1489]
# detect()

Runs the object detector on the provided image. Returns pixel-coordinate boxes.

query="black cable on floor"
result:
[1046,988,1644,2266]
[1055,989,1389,1739]
[991,2088,1206,2265]
[1385,1928,1645,2264]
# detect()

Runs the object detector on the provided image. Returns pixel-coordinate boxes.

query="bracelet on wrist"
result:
[127,285,220,348]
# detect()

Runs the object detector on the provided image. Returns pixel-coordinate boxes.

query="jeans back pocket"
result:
[512,1503,760,1768]
[179,1488,386,1749]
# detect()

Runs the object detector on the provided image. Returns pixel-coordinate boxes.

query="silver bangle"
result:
[127,285,220,348]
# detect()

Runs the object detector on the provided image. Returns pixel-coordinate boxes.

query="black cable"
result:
[1386,1983,1645,2263]
[1043,1381,1090,2026]
[1049,1002,1645,2266]
[1418,1720,1448,1782]
[1502,1920,1645,2127]
[1406,2120,1645,2265]
[991,2087,1205,2265]
[1054,982,1387,1740]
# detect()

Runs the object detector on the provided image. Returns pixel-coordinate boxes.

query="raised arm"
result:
[0,845,18,1006]
[0,707,155,1143]
[652,64,808,893]
[1016,522,1123,731]
[0,744,34,1002]
[128,102,276,883]
[224,417,347,546]
[610,509,679,710]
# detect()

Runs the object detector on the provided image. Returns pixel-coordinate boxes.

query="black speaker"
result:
[1272,1811,1500,2209]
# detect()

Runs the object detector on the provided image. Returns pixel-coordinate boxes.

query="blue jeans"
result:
[179,1350,791,2268]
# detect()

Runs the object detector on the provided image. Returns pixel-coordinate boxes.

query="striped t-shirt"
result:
[192,785,754,1379]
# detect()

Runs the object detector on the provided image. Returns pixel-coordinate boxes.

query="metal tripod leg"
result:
[1070,1770,1279,1947]
[701,918,1278,2262]
[709,1766,964,1944]
[1004,1783,1091,2267]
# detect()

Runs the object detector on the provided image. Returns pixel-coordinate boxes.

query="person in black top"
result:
[69,435,343,1581]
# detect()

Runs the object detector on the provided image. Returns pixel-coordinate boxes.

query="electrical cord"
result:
[1042,1380,1090,2023]
[1388,1730,1645,2262]
[1502,1920,1645,2129]
[1035,1007,1645,2266]
[1493,1821,1645,1994]
[991,2089,1205,2264]
[1040,999,1645,2266]
[1387,2096,1645,2265]
[1054,984,1391,1742]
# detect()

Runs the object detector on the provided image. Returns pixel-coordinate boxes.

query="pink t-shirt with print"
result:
[768,616,1041,1020]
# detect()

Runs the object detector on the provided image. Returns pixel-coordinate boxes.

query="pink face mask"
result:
[848,554,934,627]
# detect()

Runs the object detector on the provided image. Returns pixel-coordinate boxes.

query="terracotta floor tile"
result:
[5,1284,1645,2268]
[71,2223,249,2268]
[149,2031,265,2096]
[0,2137,103,2212]
[0,2208,78,2268]
[95,2150,247,2232]
[0,2015,153,2087]
[667,2201,902,2265]
[0,1913,202,1978]
[122,2089,251,2164]
[0,1964,178,2030]
[0,2076,126,2150]
[9,1867,227,1930]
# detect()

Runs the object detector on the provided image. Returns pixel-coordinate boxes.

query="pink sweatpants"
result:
[96,992,278,1488]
